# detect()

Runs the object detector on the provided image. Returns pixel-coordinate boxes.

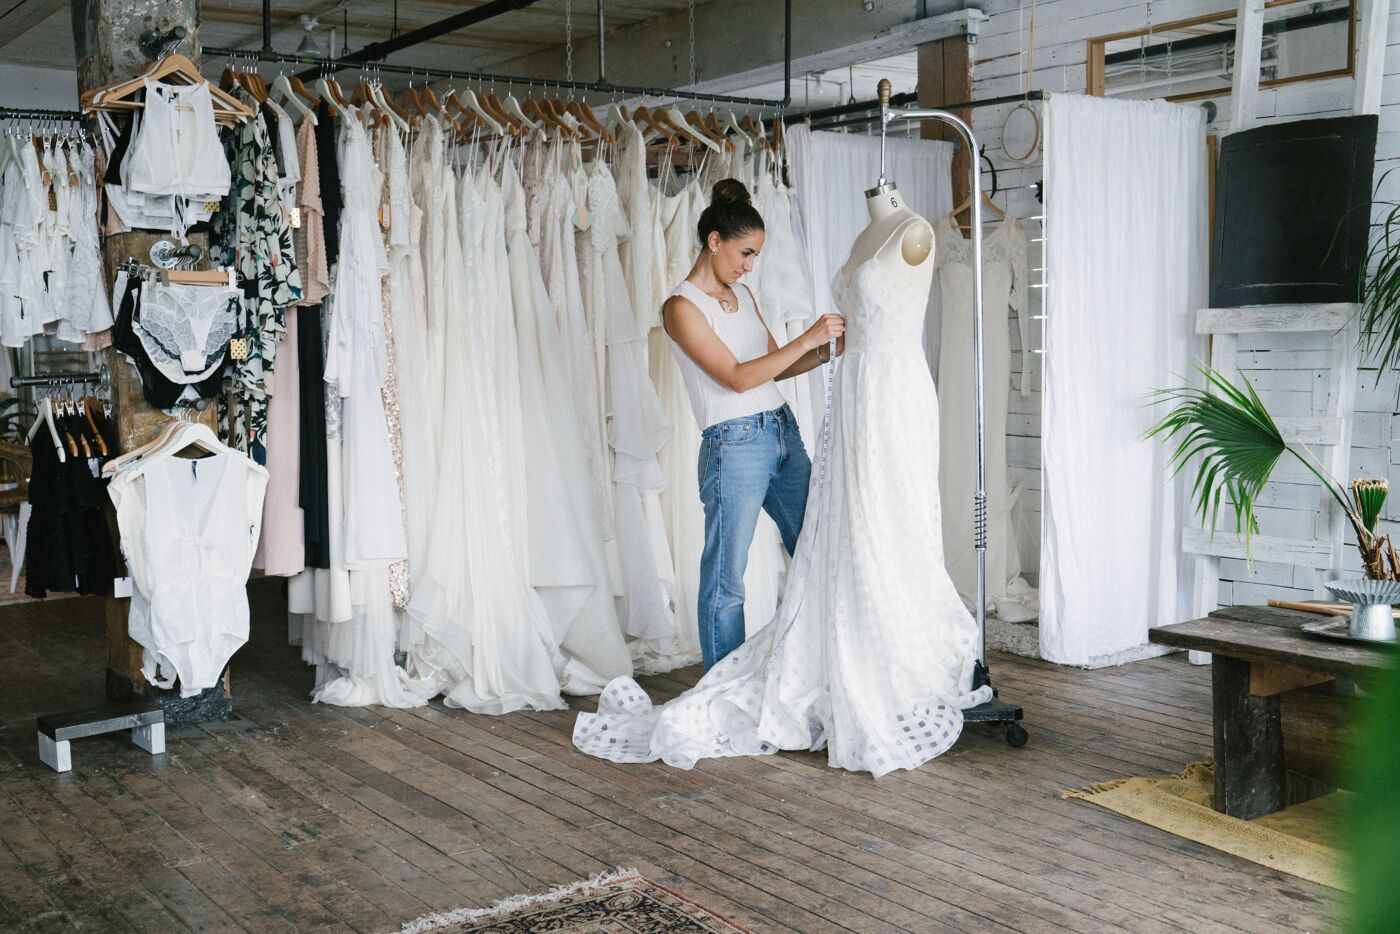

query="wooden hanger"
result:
[315,76,351,119]
[162,267,238,288]
[949,191,1007,229]
[86,53,253,126]
[81,397,108,457]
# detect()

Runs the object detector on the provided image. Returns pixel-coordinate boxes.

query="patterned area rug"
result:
[395,870,752,934]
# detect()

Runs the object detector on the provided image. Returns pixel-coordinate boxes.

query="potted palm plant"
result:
[1148,365,1395,580]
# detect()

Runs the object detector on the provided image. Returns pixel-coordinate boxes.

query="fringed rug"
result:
[394,869,753,933]
[1065,761,1345,888]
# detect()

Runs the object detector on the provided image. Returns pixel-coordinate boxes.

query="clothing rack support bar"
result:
[10,373,102,388]
[597,0,607,85]
[0,107,86,121]
[202,46,787,108]
[884,104,988,663]
[788,89,1046,126]
[292,0,545,79]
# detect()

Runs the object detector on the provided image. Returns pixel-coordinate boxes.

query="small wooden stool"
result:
[37,703,165,773]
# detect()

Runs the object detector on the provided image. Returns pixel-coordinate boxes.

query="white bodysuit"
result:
[109,448,268,697]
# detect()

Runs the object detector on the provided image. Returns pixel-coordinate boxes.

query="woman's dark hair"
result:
[697,178,764,247]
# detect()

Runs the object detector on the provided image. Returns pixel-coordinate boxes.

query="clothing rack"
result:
[875,79,1028,747]
[792,89,1048,132]
[0,107,86,122]
[199,47,787,111]
[11,373,102,389]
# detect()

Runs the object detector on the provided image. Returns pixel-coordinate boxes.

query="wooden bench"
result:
[37,702,165,773]
[1151,604,1393,819]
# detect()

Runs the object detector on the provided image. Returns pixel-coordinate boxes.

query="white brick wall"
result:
[969,0,1400,606]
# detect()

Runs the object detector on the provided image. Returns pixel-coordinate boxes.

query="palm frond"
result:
[1146,365,1350,561]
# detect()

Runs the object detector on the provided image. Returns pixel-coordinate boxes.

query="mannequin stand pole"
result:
[877,81,1027,748]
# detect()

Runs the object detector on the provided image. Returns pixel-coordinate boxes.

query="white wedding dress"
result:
[574,253,993,777]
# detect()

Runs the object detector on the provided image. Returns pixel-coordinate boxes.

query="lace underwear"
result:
[113,274,232,409]
[138,279,239,378]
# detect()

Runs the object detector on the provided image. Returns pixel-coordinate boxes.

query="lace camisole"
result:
[668,280,786,430]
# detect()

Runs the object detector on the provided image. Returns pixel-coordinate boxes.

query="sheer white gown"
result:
[574,254,993,777]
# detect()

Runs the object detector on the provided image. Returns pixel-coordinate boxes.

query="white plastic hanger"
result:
[722,111,752,148]
[271,71,317,125]
[370,79,409,133]
[665,106,721,153]
[27,397,66,464]
[502,92,541,133]
[315,76,350,119]
[456,88,504,136]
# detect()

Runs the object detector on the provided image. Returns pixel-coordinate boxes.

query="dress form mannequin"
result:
[839,182,935,290]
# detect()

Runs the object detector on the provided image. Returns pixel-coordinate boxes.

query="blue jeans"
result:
[697,404,811,670]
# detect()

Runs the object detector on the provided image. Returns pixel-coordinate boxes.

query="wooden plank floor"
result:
[0,580,1335,933]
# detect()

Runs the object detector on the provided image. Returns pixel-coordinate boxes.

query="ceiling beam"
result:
[0,0,66,50]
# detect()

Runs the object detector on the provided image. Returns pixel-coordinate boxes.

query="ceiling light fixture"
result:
[296,14,326,56]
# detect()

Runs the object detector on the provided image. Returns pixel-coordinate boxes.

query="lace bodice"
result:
[833,257,930,353]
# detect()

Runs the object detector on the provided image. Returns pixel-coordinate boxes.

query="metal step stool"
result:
[37,702,165,773]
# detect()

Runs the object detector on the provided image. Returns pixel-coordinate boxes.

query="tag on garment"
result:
[229,337,251,361]
[203,201,222,213]
[113,576,133,598]
[48,189,58,212]
[289,207,302,229]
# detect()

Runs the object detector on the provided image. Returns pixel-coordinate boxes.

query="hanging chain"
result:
[564,0,574,83]
[1139,0,1153,74]
[687,0,697,87]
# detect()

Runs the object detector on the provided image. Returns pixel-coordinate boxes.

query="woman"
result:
[662,178,844,670]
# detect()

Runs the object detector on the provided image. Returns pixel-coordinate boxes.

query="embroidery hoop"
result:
[1000,101,1041,163]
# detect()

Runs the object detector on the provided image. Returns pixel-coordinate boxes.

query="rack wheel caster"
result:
[1005,723,1029,747]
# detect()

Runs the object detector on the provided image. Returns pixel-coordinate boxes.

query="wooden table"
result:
[1151,604,1393,820]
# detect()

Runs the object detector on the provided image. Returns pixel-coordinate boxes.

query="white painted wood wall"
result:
[967,0,1400,605]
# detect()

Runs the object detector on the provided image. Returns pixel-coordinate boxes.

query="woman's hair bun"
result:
[711,178,751,207]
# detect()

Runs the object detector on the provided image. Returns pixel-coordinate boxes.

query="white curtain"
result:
[1040,93,1207,666]
[787,126,954,430]
[788,126,954,313]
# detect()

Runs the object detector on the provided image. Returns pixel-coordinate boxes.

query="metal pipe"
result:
[788,88,1045,125]
[261,0,272,53]
[10,373,102,388]
[206,46,786,107]
[597,0,606,85]
[783,0,792,107]
[295,0,544,79]
[881,97,991,666]
[0,107,85,120]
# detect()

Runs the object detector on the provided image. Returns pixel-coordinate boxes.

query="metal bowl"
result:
[1325,579,1400,641]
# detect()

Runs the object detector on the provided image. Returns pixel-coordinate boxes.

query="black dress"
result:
[24,412,118,598]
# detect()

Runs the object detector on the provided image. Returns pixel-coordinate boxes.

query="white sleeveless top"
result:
[668,280,787,429]
[126,78,231,199]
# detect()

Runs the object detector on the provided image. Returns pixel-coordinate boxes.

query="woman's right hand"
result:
[802,314,845,351]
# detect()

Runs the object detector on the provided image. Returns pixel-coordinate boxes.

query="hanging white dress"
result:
[574,254,993,777]
[502,163,631,693]
[402,159,566,714]
[934,216,1039,623]
[751,174,819,455]
[583,161,687,670]
[324,119,407,570]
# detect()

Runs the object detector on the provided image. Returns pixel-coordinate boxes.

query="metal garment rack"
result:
[10,373,102,388]
[875,79,1027,747]
[0,107,86,122]
[200,46,785,109]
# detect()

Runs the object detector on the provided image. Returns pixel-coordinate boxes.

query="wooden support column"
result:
[1212,655,1287,819]
[73,0,233,723]
[917,36,972,224]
